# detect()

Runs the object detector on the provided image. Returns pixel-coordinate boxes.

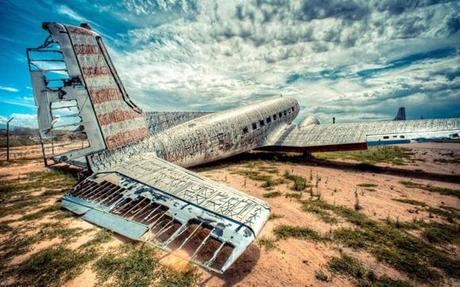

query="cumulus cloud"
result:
[12,0,451,124]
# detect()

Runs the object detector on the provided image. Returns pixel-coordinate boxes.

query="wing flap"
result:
[62,155,270,273]
[83,209,149,240]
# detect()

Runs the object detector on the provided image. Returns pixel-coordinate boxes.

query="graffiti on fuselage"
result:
[150,97,300,167]
[88,96,299,171]
[145,111,211,135]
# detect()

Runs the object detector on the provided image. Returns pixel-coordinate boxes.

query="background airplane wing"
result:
[262,118,460,153]
[61,153,269,273]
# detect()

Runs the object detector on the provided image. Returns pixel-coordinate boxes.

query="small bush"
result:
[315,270,330,282]
[400,181,460,199]
[357,183,378,188]
[263,191,282,198]
[273,225,323,241]
[392,198,427,207]
[268,213,283,220]
[328,254,365,278]
[284,171,308,191]
[421,222,460,244]
[328,254,413,287]
[257,237,278,250]
[285,193,301,199]
[301,200,338,224]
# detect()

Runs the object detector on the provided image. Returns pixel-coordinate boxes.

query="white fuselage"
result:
[151,97,299,167]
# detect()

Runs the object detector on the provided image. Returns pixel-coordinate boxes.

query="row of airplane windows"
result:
[242,106,295,134]
[383,135,405,139]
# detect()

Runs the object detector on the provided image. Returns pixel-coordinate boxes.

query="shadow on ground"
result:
[192,151,460,184]
[199,244,261,287]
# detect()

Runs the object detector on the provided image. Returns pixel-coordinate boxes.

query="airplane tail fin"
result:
[393,107,406,121]
[28,23,148,165]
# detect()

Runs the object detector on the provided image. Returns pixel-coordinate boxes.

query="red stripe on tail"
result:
[105,127,148,149]
[98,110,142,126]
[89,88,122,104]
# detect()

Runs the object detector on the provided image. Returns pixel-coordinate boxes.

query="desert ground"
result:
[0,142,459,287]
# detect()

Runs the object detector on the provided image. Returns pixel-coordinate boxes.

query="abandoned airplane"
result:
[27,22,460,273]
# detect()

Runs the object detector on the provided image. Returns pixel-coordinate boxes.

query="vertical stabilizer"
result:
[393,107,406,121]
[28,22,148,164]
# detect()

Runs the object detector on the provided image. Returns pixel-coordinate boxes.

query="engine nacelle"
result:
[298,116,320,128]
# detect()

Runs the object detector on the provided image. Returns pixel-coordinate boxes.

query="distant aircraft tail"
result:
[393,107,406,121]
[28,23,148,164]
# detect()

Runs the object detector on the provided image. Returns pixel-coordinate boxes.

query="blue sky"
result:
[0,0,459,127]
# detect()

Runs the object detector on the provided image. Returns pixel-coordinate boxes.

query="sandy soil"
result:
[0,142,459,287]
[194,143,460,287]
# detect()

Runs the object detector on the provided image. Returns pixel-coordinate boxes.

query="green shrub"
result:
[273,225,323,241]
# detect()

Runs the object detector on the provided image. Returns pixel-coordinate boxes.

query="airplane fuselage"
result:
[149,97,299,167]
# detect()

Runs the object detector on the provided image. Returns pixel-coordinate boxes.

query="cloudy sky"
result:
[0,0,459,127]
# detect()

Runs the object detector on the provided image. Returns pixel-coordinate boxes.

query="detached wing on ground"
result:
[61,153,269,273]
[263,118,460,153]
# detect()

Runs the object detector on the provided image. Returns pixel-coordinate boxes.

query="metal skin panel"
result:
[89,155,270,235]
[28,25,107,162]
[145,111,211,135]
[27,22,460,274]
[62,172,263,273]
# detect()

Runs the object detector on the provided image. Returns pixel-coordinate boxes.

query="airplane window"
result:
[242,127,249,134]
[266,117,271,123]
[383,136,389,139]
[259,120,265,126]
[283,111,287,116]
[252,123,257,130]
[291,107,295,112]
[400,135,405,139]
[273,114,277,120]
[279,112,282,118]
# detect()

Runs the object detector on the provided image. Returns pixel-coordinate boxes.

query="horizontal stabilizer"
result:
[62,156,270,273]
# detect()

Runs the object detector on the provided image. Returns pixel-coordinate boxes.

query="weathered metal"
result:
[27,22,460,274]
